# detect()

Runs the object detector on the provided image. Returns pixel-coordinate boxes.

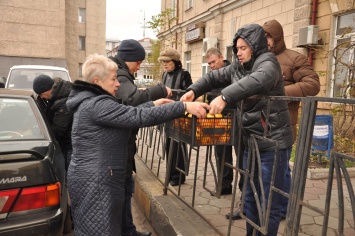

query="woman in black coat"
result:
[66,54,209,236]
[158,48,192,186]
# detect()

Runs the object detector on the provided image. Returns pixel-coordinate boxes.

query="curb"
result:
[289,162,355,179]
[133,157,220,236]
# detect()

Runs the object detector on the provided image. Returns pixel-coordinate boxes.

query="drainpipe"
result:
[175,0,179,49]
[308,0,318,64]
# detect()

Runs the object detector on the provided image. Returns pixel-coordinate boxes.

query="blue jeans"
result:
[243,147,291,236]
[122,175,136,236]
[281,153,291,217]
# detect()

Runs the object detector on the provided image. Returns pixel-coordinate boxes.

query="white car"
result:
[5,65,71,90]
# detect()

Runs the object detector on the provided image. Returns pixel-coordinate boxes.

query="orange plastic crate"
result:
[165,110,236,146]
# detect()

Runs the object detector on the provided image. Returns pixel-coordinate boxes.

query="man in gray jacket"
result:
[111,39,171,236]
[181,24,294,236]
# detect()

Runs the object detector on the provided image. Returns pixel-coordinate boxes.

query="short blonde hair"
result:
[204,47,222,60]
[82,54,118,83]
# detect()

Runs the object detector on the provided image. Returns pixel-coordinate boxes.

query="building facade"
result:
[0,0,106,81]
[158,0,355,98]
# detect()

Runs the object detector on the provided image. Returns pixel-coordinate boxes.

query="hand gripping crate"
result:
[165,109,236,146]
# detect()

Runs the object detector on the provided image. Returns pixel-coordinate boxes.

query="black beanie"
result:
[33,74,54,94]
[116,39,146,62]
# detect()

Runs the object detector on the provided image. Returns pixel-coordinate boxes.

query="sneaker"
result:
[225,208,243,220]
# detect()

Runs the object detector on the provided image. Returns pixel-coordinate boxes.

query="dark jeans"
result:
[281,152,292,217]
[243,147,291,236]
[165,138,186,183]
[214,145,233,189]
[122,175,136,236]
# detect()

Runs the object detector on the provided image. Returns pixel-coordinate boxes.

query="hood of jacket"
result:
[50,78,72,101]
[232,24,269,65]
[66,80,116,113]
[262,20,286,55]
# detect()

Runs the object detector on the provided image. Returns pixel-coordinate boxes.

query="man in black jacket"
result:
[181,24,294,235]
[33,74,73,170]
[205,47,234,196]
[111,39,172,236]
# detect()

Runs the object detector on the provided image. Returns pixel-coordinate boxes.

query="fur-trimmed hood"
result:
[66,80,117,113]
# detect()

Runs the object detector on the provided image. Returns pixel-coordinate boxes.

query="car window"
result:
[7,69,70,90]
[0,98,45,140]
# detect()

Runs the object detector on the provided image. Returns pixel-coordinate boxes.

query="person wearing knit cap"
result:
[158,48,192,187]
[117,39,146,62]
[111,39,172,236]
[262,19,320,220]
[32,74,73,171]
[33,74,55,98]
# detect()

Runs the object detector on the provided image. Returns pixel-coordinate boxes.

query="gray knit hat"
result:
[158,48,181,62]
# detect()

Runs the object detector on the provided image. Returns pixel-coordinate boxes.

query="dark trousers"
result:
[122,175,136,236]
[165,138,186,182]
[214,145,233,189]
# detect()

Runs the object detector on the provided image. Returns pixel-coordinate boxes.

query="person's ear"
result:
[93,77,101,85]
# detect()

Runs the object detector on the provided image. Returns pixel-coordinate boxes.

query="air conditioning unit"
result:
[202,37,218,55]
[298,25,319,46]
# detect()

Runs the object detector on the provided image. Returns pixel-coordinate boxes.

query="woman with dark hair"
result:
[158,48,192,186]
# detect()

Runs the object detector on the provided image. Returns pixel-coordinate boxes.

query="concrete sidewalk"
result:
[132,147,355,236]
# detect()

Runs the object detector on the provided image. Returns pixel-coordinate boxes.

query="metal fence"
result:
[136,95,355,236]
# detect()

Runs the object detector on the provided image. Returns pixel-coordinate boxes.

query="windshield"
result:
[0,98,46,140]
[7,68,70,90]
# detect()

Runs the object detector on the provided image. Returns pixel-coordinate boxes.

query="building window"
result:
[331,12,355,98]
[78,63,83,77]
[186,0,193,10]
[185,51,191,73]
[79,36,86,50]
[171,0,176,18]
[225,45,234,63]
[201,52,209,77]
[78,8,86,23]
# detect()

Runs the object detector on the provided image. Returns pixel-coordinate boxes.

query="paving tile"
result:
[314,215,350,229]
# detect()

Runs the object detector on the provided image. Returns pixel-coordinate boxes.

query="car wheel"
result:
[63,204,73,234]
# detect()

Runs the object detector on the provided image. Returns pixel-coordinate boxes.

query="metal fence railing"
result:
[136,95,355,236]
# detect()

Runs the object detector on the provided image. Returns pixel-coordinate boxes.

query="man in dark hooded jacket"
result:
[181,24,294,236]
[33,75,73,170]
[111,39,172,236]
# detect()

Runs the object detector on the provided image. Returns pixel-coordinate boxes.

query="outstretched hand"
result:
[209,95,227,115]
[180,90,195,102]
[165,86,173,98]
[185,102,210,118]
[153,98,174,106]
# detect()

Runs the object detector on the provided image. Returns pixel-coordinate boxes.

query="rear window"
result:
[7,68,70,90]
[0,98,45,140]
